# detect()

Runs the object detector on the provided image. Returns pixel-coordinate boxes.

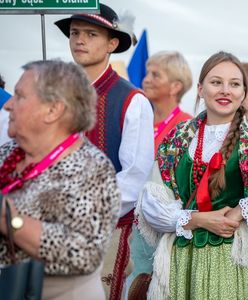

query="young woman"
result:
[141,51,248,299]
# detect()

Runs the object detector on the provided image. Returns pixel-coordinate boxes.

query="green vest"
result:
[175,145,244,248]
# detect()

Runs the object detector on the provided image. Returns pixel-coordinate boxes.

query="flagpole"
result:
[40,14,47,61]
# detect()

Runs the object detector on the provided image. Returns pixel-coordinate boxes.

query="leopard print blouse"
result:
[0,138,120,275]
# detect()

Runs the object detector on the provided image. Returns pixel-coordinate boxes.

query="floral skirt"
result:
[169,243,248,300]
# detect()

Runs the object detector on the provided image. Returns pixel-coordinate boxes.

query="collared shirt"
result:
[93,64,154,217]
[117,91,154,217]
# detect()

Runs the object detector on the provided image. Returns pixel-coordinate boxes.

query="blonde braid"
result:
[208,106,245,199]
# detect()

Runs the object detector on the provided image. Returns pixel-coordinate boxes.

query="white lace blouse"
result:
[142,123,248,238]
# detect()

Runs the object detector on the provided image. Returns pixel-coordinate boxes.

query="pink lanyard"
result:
[2,133,80,195]
[154,106,181,139]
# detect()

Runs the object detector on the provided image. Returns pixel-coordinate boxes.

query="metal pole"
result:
[40,14,47,61]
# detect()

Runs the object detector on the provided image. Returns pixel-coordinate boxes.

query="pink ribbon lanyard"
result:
[154,106,181,139]
[2,133,80,195]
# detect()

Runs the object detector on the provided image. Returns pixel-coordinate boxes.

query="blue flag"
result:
[0,88,11,109]
[127,30,148,88]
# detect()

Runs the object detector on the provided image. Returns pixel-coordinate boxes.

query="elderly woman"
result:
[0,60,120,300]
[142,51,193,154]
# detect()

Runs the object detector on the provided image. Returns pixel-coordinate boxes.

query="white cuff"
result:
[239,197,248,224]
[176,210,195,239]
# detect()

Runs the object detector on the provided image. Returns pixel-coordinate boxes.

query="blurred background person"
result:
[142,51,193,154]
[0,73,11,146]
[0,60,120,300]
[125,50,193,299]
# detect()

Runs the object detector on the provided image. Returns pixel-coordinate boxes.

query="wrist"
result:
[234,205,243,221]
[11,215,24,232]
[184,211,201,230]
[239,198,248,222]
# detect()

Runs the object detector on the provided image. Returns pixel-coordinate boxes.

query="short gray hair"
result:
[22,59,96,132]
[147,51,192,101]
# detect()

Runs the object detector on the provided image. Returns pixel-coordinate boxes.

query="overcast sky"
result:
[1,0,248,114]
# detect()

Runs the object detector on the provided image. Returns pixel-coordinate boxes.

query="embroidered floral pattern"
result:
[238,118,248,192]
[158,112,248,202]
[158,111,206,199]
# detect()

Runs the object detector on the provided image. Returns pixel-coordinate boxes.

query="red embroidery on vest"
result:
[85,66,118,153]
[120,89,144,130]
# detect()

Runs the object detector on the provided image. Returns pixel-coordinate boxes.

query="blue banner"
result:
[0,88,11,109]
[127,30,148,88]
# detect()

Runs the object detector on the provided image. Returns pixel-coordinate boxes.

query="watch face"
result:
[11,216,24,230]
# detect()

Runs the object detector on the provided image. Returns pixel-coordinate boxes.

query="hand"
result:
[186,206,240,238]
[225,205,243,223]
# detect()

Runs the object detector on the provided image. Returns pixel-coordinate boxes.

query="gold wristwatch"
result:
[11,216,24,231]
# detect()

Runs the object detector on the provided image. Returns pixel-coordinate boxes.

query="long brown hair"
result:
[197,52,247,199]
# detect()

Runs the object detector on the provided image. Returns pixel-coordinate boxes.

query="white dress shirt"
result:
[118,93,154,217]
[93,64,154,218]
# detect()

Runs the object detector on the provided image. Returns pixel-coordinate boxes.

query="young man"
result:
[55,3,154,299]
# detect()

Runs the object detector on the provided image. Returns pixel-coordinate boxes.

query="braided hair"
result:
[209,106,245,199]
[196,51,247,199]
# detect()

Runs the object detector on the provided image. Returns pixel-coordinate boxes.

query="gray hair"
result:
[147,51,192,101]
[22,59,96,132]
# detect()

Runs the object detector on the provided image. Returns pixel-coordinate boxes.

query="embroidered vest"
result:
[85,65,141,172]
[158,111,248,248]
[175,145,243,248]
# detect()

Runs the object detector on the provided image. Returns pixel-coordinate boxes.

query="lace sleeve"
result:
[176,210,197,239]
[239,198,248,224]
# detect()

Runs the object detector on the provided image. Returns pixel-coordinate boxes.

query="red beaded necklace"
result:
[193,118,208,187]
[0,147,35,191]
